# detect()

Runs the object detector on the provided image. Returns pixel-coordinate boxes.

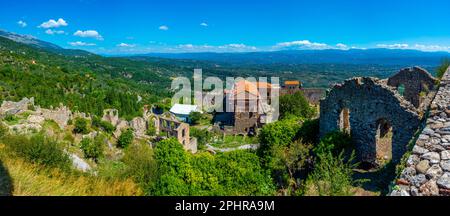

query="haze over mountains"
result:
[2,29,449,67]
[1,29,448,89]
[141,49,450,67]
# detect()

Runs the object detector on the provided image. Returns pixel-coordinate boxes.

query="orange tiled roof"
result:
[231,80,273,95]
[284,80,300,85]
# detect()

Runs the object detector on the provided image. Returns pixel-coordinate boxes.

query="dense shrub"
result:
[188,111,202,125]
[267,140,312,194]
[258,118,302,164]
[146,123,156,136]
[3,114,18,123]
[122,143,158,193]
[190,127,214,150]
[305,151,359,196]
[117,129,134,148]
[80,135,105,161]
[437,58,450,80]
[2,133,71,171]
[314,131,352,156]
[73,118,89,134]
[297,119,320,144]
[0,123,8,138]
[152,138,275,196]
[279,91,316,120]
[92,116,115,134]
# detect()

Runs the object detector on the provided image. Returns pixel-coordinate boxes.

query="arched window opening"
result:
[375,118,393,165]
[339,108,351,134]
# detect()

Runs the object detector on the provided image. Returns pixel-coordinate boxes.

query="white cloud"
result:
[275,40,329,50]
[335,43,349,50]
[17,20,27,28]
[39,18,68,28]
[219,43,257,50]
[172,43,257,52]
[375,43,450,52]
[74,30,103,40]
[413,44,450,52]
[178,44,194,49]
[45,29,65,35]
[159,25,169,31]
[376,43,409,49]
[117,43,136,48]
[200,22,208,27]
[69,41,96,46]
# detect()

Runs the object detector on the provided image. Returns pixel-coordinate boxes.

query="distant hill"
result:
[0,29,93,56]
[0,30,193,119]
[141,49,450,67]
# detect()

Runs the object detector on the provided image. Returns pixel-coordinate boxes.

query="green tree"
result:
[80,135,105,161]
[257,118,301,164]
[92,116,115,134]
[279,91,316,120]
[73,118,89,134]
[122,143,157,193]
[437,58,450,80]
[152,138,191,195]
[297,119,320,144]
[269,140,312,195]
[117,129,134,148]
[190,128,214,150]
[188,111,202,125]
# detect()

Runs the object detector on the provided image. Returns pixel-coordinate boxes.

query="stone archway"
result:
[375,118,393,165]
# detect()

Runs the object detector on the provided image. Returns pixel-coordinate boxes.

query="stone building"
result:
[148,112,196,153]
[281,80,302,95]
[214,80,276,135]
[280,81,325,105]
[320,67,437,166]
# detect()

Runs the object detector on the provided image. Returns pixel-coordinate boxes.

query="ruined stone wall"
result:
[391,67,450,196]
[387,66,437,109]
[0,97,34,115]
[320,77,421,164]
[233,111,258,135]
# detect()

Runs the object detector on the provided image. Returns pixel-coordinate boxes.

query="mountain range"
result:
[140,49,450,66]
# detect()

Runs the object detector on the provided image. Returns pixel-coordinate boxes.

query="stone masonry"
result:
[320,76,422,165]
[387,66,437,109]
[391,67,450,196]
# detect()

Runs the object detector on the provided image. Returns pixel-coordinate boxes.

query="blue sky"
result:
[1,0,450,54]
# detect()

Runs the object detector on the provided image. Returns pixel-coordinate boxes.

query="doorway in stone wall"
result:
[375,118,393,166]
[339,108,351,134]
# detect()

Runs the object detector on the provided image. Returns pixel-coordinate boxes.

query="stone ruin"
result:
[101,109,129,138]
[391,67,450,196]
[387,66,437,111]
[0,97,34,115]
[320,67,437,166]
[148,112,197,153]
[35,105,72,129]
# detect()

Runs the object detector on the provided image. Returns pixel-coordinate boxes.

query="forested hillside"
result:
[0,36,186,119]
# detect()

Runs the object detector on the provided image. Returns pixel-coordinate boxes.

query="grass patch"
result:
[0,155,142,196]
[210,135,259,148]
